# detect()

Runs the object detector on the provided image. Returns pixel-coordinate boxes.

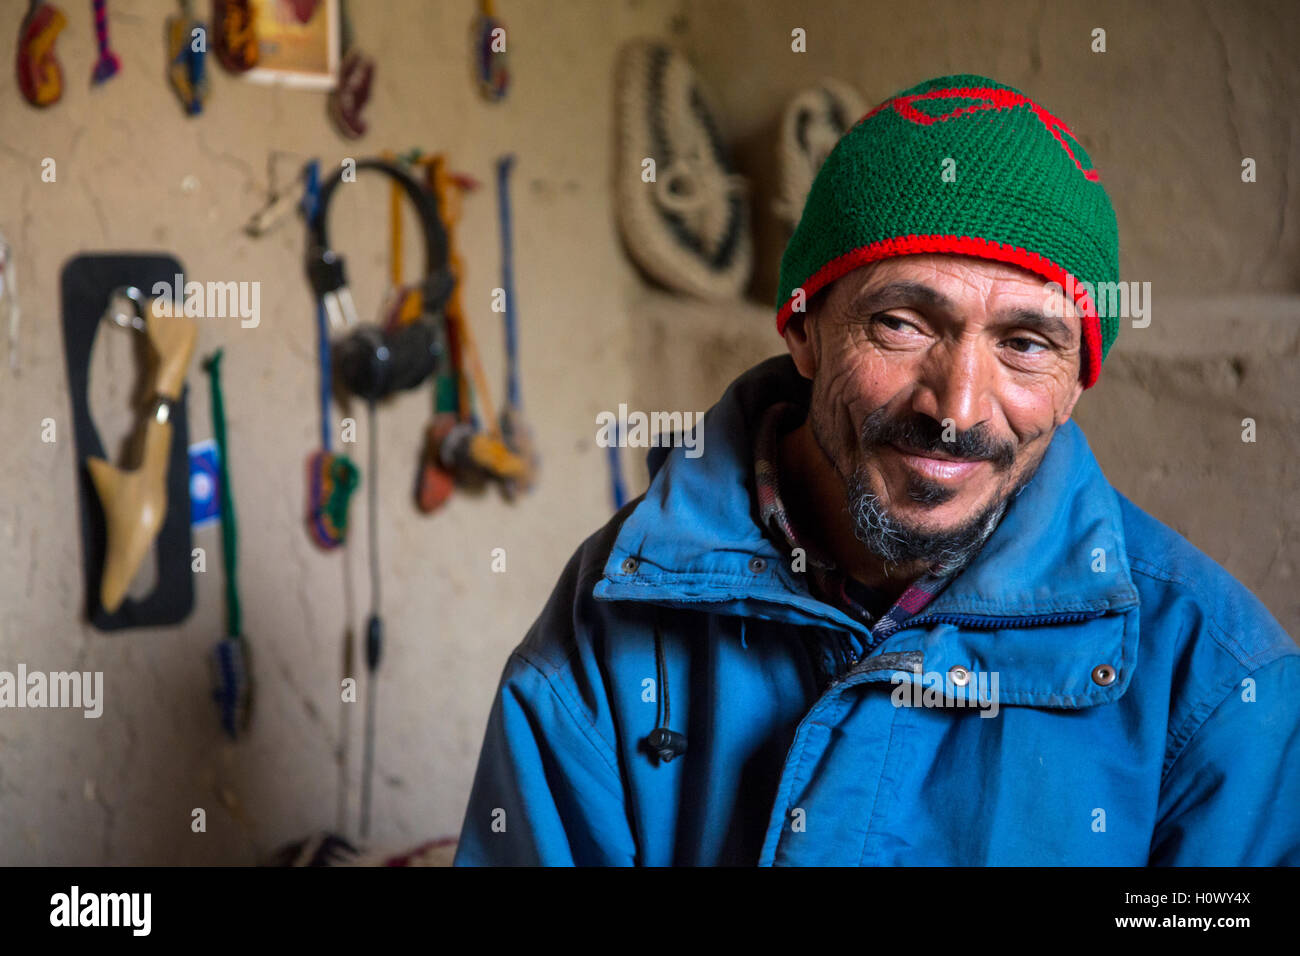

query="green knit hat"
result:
[776,74,1119,388]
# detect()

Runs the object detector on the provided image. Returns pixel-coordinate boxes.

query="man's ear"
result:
[1059,377,1085,424]
[783,308,817,380]
[1057,307,1087,424]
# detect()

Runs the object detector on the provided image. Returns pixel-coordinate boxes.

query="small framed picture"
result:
[242,0,339,91]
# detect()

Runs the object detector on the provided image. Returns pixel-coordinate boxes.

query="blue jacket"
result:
[454,355,1300,865]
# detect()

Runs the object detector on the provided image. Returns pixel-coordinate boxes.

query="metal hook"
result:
[103,285,147,331]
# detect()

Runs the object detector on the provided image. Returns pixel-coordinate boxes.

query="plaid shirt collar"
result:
[754,400,1001,642]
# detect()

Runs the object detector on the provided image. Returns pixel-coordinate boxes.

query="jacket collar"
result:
[592,355,1141,704]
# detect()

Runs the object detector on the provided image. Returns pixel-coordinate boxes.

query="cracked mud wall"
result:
[0,0,1297,864]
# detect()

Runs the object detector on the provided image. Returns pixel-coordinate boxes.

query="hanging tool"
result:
[88,0,120,85]
[16,0,66,107]
[436,327,529,485]
[0,232,21,373]
[302,157,459,838]
[298,157,364,831]
[419,153,530,488]
[86,287,198,614]
[428,156,478,427]
[63,256,197,629]
[204,349,253,739]
[374,149,468,511]
[166,0,209,116]
[328,0,374,140]
[494,154,538,500]
[470,0,508,102]
[301,159,360,549]
[403,152,464,512]
[305,167,454,848]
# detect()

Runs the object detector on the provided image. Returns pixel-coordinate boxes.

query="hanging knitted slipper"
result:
[17,2,68,108]
[306,449,359,549]
[773,78,866,229]
[166,1,210,116]
[213,0,258,73]
[615,40,752,300]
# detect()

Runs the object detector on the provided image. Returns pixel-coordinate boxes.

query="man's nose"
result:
[911,341,993,436]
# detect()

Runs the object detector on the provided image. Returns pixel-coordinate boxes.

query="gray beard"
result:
[804,390,1037,574]
[845,467,1025,571]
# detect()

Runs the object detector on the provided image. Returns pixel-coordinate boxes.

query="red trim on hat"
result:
[861,85,1102,182]
[775,235,1105,389]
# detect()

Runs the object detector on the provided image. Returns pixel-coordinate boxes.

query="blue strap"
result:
[301,160,331,451]
[316,301,331,451]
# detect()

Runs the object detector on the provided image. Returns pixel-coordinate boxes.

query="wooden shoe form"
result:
[87,302,198,613]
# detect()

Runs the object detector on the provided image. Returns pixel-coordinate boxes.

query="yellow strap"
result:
[381,149,403,288]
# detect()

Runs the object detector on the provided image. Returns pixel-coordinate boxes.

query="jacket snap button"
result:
[948,665,971,687]
[621,557,639,574]
[748,556,767,574]
[1092,664,1116,686]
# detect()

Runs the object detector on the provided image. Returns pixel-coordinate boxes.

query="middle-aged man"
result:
[454,74,1300,865]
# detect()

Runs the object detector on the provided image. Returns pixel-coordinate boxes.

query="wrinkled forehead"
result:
[824,255,1084,324]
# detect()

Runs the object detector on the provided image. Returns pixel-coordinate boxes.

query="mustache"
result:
[859,407,1017,472]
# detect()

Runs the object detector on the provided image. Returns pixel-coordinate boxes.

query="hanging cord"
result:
[655,619,670,731]
[367,401,382,629]
[359,398,383,839]
[646,611,686,763]
[336,533,356,835]
[494,153,538,497]
[497,154,521,410]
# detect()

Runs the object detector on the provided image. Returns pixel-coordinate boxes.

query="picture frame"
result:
[241,0,340,91]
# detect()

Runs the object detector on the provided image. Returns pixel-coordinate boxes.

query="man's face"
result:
[786,254,1086,568]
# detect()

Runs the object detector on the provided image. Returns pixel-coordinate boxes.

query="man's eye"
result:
[1006,337,1047,354]
[874,314,915,333]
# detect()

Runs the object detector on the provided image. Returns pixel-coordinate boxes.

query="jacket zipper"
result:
[906,609,1105,630]
[850,609,1108,674]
